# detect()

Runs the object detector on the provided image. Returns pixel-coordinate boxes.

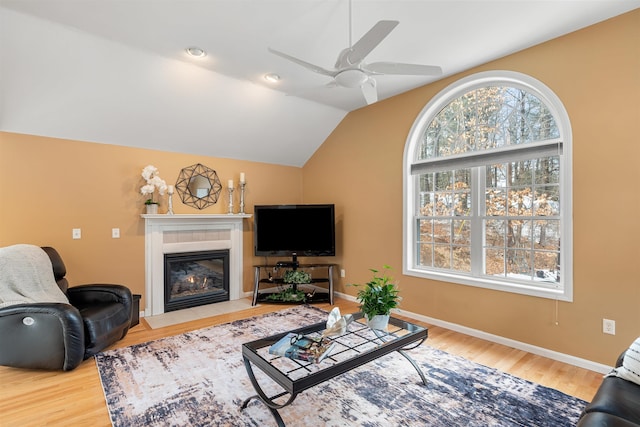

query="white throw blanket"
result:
[0,244,69,308]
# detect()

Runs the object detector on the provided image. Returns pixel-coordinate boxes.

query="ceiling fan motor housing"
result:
[334,69,369,88]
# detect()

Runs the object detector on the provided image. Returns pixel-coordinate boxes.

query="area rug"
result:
[95,305,586,427]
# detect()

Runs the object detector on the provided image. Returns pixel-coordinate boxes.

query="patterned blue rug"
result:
[95,305,586,426]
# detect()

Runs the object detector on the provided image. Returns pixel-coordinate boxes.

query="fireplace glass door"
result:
[164,250,230,312]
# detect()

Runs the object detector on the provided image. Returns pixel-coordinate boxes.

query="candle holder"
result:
[167,192,174,215]
[227,187,235,214]
[239,182,246,214]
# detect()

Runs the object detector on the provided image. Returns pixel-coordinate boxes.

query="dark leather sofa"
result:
[0,246,132,371]
[577,351,640,427]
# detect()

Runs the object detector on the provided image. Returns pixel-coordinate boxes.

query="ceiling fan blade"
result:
[336,20,399,68]
[361,79,378,105]
[365,62,443,76]
[268,48,337,77]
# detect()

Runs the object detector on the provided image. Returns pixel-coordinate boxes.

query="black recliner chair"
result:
[0,246,132,371]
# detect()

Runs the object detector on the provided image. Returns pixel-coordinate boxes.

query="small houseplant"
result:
[265,269,312,303]
[282,270,311,286]
[351,265,400,330]
[140,165,167,213]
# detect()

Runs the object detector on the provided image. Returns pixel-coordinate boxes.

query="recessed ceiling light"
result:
[264,73,281,83]
[186,47,206,58]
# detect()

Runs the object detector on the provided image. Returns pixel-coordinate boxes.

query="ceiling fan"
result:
[268,9,442,105]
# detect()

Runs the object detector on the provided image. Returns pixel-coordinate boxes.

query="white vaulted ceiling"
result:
[1,1,638,166]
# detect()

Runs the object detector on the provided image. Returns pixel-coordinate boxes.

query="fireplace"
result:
[164,250,230,312]
[142,214,250,316]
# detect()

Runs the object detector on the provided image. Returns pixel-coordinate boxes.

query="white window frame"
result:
[403,71,573,301]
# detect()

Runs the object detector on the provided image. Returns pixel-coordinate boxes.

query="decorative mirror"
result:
[175,163,222,210]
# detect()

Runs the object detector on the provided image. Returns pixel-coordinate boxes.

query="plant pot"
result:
[146,204,159,214]
[365,314,390,330]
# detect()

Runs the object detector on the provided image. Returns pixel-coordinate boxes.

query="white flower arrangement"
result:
[140,165,167,205]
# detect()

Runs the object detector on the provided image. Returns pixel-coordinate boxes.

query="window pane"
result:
[534,186,560,216]
[418,243,434,267]
[419,192,435,215]
[453,219,470,244]
[418,219,434,243]
[454,169,471,186]
[453,191,471,216]
[454,169,472,216]
[533,220,560,250]
[508,187,533,216]
[506,249,533,279]
[535,156,560,184]
[434,171,452,191]
[507,219,532,249]
[434,244,451,269]
[485,219,505,247]
[486,188,506,216]
[485,248,505,276]
[418,86,560,161]
[486,163,507,187]
[420,173,434,192]
[533,251,560,282]
[453,246,471,272]
[434,219,451,243]
[433,192,453,216]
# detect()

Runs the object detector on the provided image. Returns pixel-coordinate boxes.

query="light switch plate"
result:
[72,228,81,239]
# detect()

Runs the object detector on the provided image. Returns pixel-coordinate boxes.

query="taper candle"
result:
[240,172,245,184]
[228,179,234,189]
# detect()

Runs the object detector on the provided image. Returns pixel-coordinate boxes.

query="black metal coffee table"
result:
[240,312,428,426]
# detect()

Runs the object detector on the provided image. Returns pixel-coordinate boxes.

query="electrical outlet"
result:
[340,269,346,278]
[72,228,81,239]
[112,228,120,238]
[603,318,616,335]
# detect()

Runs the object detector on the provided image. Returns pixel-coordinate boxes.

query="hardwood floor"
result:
[0,298,602,427]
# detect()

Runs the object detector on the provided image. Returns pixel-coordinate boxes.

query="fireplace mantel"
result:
[142,214,251,316]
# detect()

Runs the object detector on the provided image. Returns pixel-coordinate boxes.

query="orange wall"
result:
[304,10,640,365]
[0,133,303,307]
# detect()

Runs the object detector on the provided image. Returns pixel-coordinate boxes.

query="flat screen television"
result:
[254,204,336,260]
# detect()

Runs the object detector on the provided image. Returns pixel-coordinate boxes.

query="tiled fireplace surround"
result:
[142,214,251,316]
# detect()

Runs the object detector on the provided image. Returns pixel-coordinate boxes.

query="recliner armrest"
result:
[67,284,133,314]
[0,303,85,370]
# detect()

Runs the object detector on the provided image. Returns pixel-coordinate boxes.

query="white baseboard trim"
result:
[335,291,611,374]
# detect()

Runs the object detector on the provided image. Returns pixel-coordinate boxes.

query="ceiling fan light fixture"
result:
[186,47,207,58]
[264,73,281,83]
[334,69,368,88]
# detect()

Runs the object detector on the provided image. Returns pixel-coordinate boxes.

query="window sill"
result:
[404,267,572,302]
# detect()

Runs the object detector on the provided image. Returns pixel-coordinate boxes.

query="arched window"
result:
[403,71,573,300]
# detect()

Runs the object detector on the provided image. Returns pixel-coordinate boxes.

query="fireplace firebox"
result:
[164,250,230,312]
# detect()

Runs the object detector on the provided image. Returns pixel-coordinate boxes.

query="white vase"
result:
[365,314,390,330]
[146,204,159,214]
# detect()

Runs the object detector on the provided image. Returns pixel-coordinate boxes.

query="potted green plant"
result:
[350,265,400,330]
[264,286,307,302]
[282,270,311,286]
[265,269,312,303]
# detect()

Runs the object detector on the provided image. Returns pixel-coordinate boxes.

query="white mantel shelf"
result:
[142,213,252,316]
[141,214,252,220]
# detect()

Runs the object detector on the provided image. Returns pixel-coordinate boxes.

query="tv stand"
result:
[251,263,335,306]
[275,253,299,269]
